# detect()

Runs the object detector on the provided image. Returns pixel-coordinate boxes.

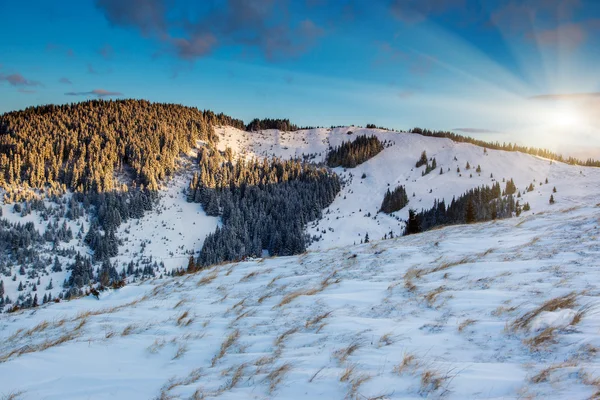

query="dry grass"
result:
[424,286,447,307]
[176,310,194,326]
[277,289,307,308]
[240,271,259,282]
[523,327,557,351]
[419,369,449,397]
[377,332,396,347]
[197,269,219,286]
[122,324,137,336]
[334,339,362,364]
[266,363,292,394]
[147,338,167,354]
[173,299,186,309]
[157,368,203,399]
[225,364,246,390]
[212,329,240,366]
[305,311,332,329]
[340,363,357,382]
[511,292,577,332]
[276,271,339,308]
[393,352,419,375]
[458,319,477,333]
[173,343,189,360]
[348,372,371,399]
[1,391,25,400]
[274,327,299,348]
[530,361,575,384]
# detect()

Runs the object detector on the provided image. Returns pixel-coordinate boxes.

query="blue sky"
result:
[1,0,600,156]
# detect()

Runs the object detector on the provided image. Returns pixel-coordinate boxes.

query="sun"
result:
[551,105,583,128]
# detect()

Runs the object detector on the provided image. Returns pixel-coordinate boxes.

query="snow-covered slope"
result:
[217,126,600,250]
[2,127,598,308]
[2,203,600,399]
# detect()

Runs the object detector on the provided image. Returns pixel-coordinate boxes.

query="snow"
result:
[2,203,600,399]
[530,309,578,332]
[2,128,600,399]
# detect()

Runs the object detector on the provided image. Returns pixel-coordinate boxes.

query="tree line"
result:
[410,127,600,167]
[404,182,517,235]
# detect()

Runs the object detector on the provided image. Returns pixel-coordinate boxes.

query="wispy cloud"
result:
[59,77,72,84]
[530,92,600,100]
[0,73,42,87]
[65,88,123,97]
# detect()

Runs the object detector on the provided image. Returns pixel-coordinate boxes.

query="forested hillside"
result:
[188,147,340,266]
[0,100,242,194]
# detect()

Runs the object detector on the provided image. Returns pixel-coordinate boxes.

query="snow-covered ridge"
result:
[216,126,600,250]
[2,203,600,399]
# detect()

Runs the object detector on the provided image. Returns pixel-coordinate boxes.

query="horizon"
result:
[1,0,600,158]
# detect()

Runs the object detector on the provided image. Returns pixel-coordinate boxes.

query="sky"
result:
[1,0,600,157]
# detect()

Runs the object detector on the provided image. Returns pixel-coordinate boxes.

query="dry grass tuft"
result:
[173,343,189,360]
[523,327,557,351]
[348,372,371,399]
[458,319,477,333]
[147,339,166,354]
[197,269,219,286]
[393,352,419,375]
[340,363,357,382]
[240,271,259,282]
[419,369,448,396]
[266,363,292,394]
[334,339,362,364]
[511,292,577,332]
[377,332,396,347]
[212,329,240,366]
[530,361,575,384]
[173,299,186,309]
[225,364,246,390]
[424,286,447,307]
[122,324,137,336]
[275,327,299,348]
[1,391,25,400]
[306,311,332,329]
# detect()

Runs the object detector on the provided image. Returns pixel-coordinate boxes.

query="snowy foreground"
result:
[2,203,600,399]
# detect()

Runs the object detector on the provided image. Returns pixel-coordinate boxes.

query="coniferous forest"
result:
[404,182,516,235]
[188,147,340,266]
[326,135,385,168]
[0,100,243,194]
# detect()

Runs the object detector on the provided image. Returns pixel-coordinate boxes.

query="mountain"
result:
[1,100,600,399]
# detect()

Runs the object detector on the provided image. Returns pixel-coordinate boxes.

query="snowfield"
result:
[1,127,600,399]
[2,203,600,399]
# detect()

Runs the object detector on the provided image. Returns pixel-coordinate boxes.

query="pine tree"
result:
[404,209,421,235]
[465,200,476,223]
[549,194,555,204]
[364,232,370,243]
[17,281,23,291]
[476,165,481,173]
[553,186,557,193]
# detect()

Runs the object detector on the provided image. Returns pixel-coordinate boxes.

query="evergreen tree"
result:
[549,194,555,204]
[380,186,409,214]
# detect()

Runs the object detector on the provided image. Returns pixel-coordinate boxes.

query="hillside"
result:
[1,112,598,312]
[2,203,600,399]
